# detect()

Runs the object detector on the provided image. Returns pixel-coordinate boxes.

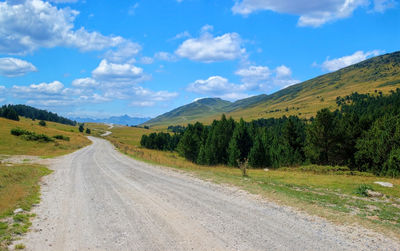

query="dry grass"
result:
[0,117,91,157]
[105,125,400,237]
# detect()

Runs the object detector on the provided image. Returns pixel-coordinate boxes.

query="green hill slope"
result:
[145,98,232,126]
[144,51,400,128]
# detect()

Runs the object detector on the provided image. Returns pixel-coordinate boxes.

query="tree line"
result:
[0,104,76,125]
[140,89,400,177]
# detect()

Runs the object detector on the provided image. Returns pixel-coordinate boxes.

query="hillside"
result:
[144,51,400,127]
[0,117,90,157]
[144,98,231,126]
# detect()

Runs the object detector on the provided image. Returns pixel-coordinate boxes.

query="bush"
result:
[38,120,46,126]
[22,133,53,142]
[79,124,84,133]
[85,128,91,134]
[11,128,31,136]
[11,128,53,142]
[355,184,373,197]
[53,135,70,141]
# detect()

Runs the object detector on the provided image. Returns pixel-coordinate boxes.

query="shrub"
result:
[79,124,84,133]
[85,128,91,134]
[355,184,373,197]
[53,135,70,141]
[22,133,53,142]
[38,120,46,126]
[11,128,31,136]
[11,128,53,142]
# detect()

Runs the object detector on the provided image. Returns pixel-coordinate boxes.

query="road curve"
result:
[22,137,399,250]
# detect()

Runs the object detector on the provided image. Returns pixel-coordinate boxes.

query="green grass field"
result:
[0,117,91,157]
[0,163,51,250]
[105,125,400,237]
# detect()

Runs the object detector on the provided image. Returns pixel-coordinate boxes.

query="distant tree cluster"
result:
[140,132,181,151]
[141,89,400,177]
[0,104,76,125]
[0,105,19,121]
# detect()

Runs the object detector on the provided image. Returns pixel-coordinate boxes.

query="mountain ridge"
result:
[143,51,400,127]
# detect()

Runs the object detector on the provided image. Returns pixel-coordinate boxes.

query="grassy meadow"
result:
[105,125,400,237]
[0,163,51,249]
[0,117,91,157]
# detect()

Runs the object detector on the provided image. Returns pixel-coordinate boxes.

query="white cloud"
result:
[175,31,245,62]
[128,3,139,15]
[0,0,125,55]
[11,79,111,107]
[187,76,249,100]
[49,0,79,3]
[140,57,154,64]
[232,0,392,27]
[373,0,397,12]
[321,50,382,71]
[235,65,271,90]
[154,52,178,62]
[0,57,37,77]
[170,31,191,40]
[236,65,299,91]
[276,65,292,78]
[71,77,98,88]
[12,80,64,96]
[103,41,141,63]
[92,59,145,83]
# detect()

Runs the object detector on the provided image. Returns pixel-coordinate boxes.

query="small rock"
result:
[366,190,383,197]
[263,168,269,172]
[374,181,393,188]
[13,208,23,214]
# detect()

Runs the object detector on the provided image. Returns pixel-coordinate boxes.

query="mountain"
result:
[72,115,151,126]
[144,51,400,127]
[144,98,231,126]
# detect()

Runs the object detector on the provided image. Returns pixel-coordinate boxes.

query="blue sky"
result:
[0,0,399,118]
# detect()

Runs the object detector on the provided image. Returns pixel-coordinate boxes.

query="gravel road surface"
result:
[21,137,400,250]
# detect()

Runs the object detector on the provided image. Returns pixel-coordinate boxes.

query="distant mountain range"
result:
[143,51,400,127]
[72,115,151,126]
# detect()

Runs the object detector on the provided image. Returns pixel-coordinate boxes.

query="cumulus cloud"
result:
[232,0,393,27]
[0,57,37,77]
[187,76,249,100]
[0,0,125,55]
[103,41,141,63]
[92,59,146,83]
[11,79,110,107]
[71,77,98,89]
[175,29,245,62]
[321,50,382,71]
[236,65,299,91]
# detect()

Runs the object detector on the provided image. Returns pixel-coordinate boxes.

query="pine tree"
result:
[248,133,267,168]
[228,118,252,166]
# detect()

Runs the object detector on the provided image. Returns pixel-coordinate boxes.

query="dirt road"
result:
[21,137,400,250]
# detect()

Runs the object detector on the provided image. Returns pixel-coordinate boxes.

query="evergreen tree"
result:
[248,133,268,168]
[228,118,252,166]
[204,115,235,165]
[305,109,339,165]
[355,115,400,175]
[79,124,84,133]
[177,122,204,162]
